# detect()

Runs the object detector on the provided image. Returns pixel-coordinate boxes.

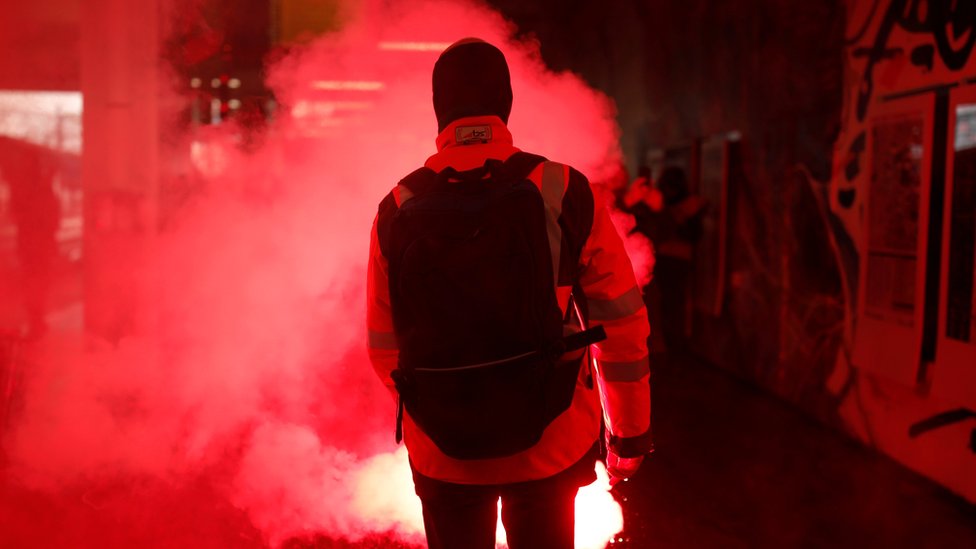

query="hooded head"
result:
[432,38,513,133]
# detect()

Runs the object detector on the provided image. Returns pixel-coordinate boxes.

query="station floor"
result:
[1,347,974,548]
[292,351,976,549]
[283,351,976,549]
[611,352,976,549]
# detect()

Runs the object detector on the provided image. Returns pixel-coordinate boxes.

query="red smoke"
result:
[0,1,650,547]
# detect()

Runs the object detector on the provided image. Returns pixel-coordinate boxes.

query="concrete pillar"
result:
[80,0,161,340]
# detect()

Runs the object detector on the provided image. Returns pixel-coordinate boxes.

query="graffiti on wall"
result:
[850,0,976,122]
[826,0,976,343]
[838,0,976,218]
[822,0,976,488]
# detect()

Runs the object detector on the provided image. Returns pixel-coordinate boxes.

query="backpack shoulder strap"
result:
[395,166,437,206]
[377,167,436,258]
[503,152,547,181]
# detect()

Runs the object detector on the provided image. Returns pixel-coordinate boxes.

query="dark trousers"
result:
[411,444,598,549]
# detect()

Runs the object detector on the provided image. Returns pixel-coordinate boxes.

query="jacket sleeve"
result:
[366,213,399,401]
[577,177,653,458]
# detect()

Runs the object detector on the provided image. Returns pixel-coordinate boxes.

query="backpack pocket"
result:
[400,351,583,460]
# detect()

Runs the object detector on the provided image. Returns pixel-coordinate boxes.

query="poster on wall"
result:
[854,93,933,387]
[864,115,925,327]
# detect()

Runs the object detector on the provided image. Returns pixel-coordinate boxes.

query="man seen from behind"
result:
[367,38,653,549]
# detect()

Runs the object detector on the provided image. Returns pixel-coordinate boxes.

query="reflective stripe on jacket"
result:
[367,115,651,484]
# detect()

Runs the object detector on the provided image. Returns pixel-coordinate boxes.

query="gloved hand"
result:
[607,452,644,487]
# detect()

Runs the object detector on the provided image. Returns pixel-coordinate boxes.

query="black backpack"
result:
[379,152,605,460]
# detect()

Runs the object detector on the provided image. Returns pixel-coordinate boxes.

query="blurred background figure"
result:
[625,166,706,356]
[652,167,707,354]
[622,165,666,355]
[0,137,61,340]
[621,165,661,216]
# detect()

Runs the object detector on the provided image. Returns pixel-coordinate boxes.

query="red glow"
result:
[495,462,623,549]
[1,1,645,547]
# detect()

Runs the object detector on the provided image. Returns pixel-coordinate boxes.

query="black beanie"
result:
[432,38,513,132]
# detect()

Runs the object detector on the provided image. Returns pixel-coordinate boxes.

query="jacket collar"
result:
[434,115,513,151]
[426,115,519,172]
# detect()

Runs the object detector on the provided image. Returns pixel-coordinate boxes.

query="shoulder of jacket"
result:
[544,164,592,199]
[529,159,588,182]
[377,188,398,216]
[564,165,590,185]
[378,166,438,214]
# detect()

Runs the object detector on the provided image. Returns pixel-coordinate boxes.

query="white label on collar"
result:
[455,125,492,144]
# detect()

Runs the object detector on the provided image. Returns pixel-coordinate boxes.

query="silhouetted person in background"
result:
[0,138,60,339]
[367,38,653,549]
[622,165,667,355]
[621,165,660,228]
[646,166,706,354]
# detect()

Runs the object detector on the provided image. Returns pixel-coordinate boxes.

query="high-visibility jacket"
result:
[367,115,651,485]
